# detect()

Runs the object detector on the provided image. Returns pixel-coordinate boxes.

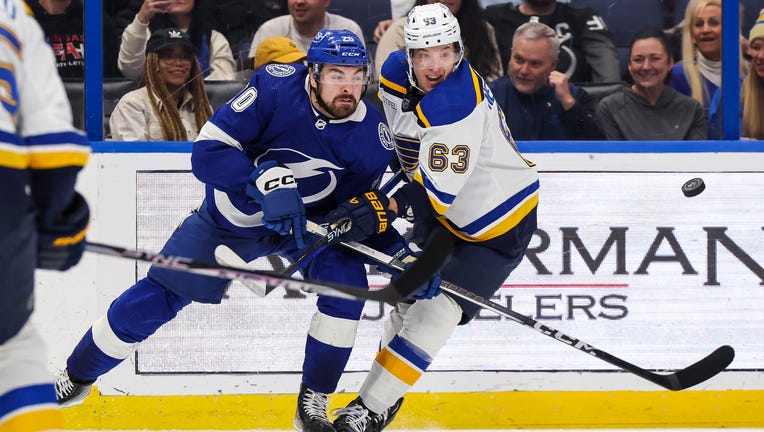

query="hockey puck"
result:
[682,177,705,197]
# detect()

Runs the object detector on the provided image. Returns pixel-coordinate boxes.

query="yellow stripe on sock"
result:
[375,347,421,386]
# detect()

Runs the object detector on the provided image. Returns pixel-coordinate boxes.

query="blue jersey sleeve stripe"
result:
[443,180,539,241]
[0,129,24,145]
[0,23,22,57]
[414,169,455,214]
[25,131,88,147]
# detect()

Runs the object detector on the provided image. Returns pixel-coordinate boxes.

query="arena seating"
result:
[65,79,245,138]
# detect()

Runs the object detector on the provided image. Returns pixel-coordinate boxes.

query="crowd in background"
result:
[29,0,764,140]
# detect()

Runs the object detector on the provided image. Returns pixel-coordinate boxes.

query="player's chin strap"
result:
[303,220,735,391]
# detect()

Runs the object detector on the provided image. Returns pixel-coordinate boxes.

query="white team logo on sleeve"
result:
[265,64,297,77]
[378,123,394,150]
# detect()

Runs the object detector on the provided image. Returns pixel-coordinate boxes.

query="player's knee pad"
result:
[103,278,191,352]
[307,310,360,349]
[0,321,50,397]
[397,293,462,359]
[381,302,411,349]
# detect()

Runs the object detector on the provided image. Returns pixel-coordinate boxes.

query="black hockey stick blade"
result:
[302,222,734,391]
[656,344,735,390]
[382,226,453,302]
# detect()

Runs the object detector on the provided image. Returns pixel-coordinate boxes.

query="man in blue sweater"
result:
[488,19,604,141]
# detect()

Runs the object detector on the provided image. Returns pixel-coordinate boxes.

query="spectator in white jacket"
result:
[246,0,365,67]
[118,0,235,81]
[110,28,213,141]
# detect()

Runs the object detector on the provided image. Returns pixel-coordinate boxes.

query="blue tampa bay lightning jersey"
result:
[192,63,395,235]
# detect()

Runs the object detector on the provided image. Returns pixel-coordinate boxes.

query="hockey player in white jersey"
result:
[0,1,90,431]
[330,4,539,431]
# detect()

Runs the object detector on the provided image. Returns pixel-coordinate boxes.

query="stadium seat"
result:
[204,81,246,110]
[580,81,628,110]
[63,79,84,130]
[582,0,663,79]
[103,79,139,138]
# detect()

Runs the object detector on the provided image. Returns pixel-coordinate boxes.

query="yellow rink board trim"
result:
[63,388,764,430]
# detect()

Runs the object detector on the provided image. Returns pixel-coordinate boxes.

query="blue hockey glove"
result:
[377,242,442,300]
[409,268,442,300]
[37,192,90,271]
[326,189,396,243]
[246,160,306,248]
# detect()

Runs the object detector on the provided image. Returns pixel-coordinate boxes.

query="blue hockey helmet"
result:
[307,29,372,84]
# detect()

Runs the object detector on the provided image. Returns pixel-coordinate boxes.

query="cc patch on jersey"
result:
[378,122,394,150]
[265,64,297,77]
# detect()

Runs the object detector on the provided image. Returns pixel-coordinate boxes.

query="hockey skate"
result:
[294,383,335,432]
[332,396,403,432]
[54,368,93,407]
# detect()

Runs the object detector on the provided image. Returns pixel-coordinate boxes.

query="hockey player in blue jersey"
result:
[54,29,404,432]
[329,4,539,432]
[0,1,90,431]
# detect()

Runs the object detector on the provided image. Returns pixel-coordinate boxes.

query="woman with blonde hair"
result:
[110,28,213,141]
[670,0,747,110]
[707,8,763,139]
[742,9,764,138]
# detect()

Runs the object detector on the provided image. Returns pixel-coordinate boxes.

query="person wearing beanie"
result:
[253,36,307,70]
[109,27,213,141]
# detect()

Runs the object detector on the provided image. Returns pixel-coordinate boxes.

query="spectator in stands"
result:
[104,0,141,78]
[247,0,364,66]
[253,36,307,70]
[374,0,414,42]
[29,0,84,79]
[709,8,764,139]
[209,0,288,69]
[489,19,603,140]
[119,0,236,81]
[669,0,747,110]
[484,0,621,84]
[110,28,213,141]
[742,9,764,139]
[597,27,707,140]
[375,0,503,82]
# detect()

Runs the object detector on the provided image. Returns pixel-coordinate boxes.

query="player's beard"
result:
[314,85,358,119]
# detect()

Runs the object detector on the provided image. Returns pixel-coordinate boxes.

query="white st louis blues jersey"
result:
[379,50,539,242]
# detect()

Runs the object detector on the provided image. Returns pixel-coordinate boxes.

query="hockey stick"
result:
[85,233,451,303]
[304,220,735,391]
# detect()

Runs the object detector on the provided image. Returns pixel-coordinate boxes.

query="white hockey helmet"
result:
[403,3,464,89]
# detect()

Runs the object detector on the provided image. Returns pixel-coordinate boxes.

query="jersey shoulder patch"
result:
[415,62,485,128]
[379,50,409,98]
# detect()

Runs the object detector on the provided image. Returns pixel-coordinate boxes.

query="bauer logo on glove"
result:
[326,189,396,243]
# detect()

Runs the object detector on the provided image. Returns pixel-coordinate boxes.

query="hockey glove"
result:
[377,242,442,300]
[37,192,90,271]
[326,189,396,243]
[246,160,307,248]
